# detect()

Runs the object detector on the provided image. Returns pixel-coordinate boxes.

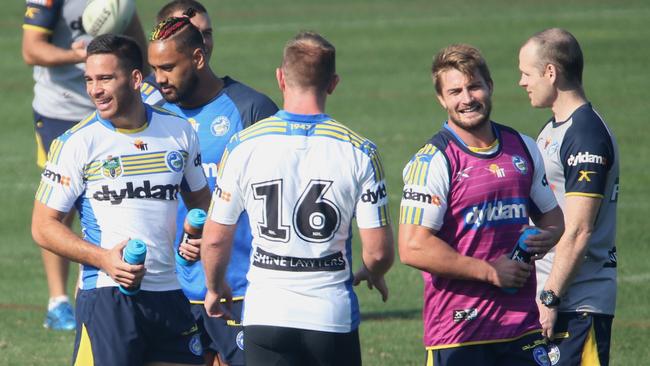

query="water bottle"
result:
[119,239,147,295]
[175,208,207,266]
[503,227,540,294]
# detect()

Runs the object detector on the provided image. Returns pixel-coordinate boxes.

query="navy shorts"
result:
[426,331,551,366]
[72,288,204,366]
[33,111,77,168]
[244,325,361,366]
[545,312,613,366]
[191,300,245,365]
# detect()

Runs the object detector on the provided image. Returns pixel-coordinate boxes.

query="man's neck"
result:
[179,71,223,109]
[551,89,587,122]
[282,89,326,115]
[111,99,147,130]
[447,120,495,149]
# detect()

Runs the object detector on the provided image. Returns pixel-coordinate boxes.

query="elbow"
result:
[22,50,37,66]
[31,221,48,249]
[397,239,417,267]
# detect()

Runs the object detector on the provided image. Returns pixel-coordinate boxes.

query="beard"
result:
[161,71,200,105]
[448,101,492,132]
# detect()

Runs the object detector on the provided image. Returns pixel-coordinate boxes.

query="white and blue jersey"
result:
[36,105,208,291]
[209,111,390,333]
[143,76,278,301]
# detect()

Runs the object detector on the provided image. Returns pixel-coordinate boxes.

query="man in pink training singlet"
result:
[399,44,564,366]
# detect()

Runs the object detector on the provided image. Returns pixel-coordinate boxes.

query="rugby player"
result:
[519,28,619,365]
[22,0,148,330]
[147,4,278,365]
[31,34,209,366]
[201,31,394,365]
[398,44,564,365]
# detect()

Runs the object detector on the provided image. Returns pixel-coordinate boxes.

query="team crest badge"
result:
[532,345,551,366]
[165,151,184,172]
[188,334,202,356]
[101,156,123,179]
[210,116,231,136]
[547,343,561,365]
[236,330,244,350]
[512,155,528,175]
[547,142,559,155]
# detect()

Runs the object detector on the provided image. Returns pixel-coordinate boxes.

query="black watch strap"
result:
[540,289,561,307]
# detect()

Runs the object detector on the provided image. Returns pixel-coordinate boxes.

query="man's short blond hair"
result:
[523,28,583,86]
[282,32,336,91]
[431,44,492,95]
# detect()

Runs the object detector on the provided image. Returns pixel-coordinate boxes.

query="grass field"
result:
[1,0,649,365]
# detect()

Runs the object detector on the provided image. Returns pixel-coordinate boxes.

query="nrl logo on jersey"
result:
[101,156,123,179]
[567,151,607,166]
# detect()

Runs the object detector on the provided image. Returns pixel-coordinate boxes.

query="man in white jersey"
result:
[22,0,148,330]
[31,34,209,366]
[519,28,619,365]
[202,31,394,365]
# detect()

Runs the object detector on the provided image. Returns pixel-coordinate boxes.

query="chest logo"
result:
[512,155,528,175]
[101,156,123,179]
[165,151,184,173]
[210,116,231,136]
[455,166,473,182]
[486,163,506,178]
[133,139,148,151]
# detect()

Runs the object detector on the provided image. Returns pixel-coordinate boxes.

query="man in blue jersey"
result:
[22,0,148,330]
[31,34,210,366]
[519,28,619,365]
[148,7,278,366]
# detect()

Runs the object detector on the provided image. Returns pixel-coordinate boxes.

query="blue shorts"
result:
[546,312,613,366]
[72,288,204,366]
[426,331,550,366]
[33,111,77,168]
[191,300,245,366]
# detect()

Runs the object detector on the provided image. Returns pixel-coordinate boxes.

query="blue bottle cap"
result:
[517,228,541,251]
[123,239,147,265]
[187,208,207,228]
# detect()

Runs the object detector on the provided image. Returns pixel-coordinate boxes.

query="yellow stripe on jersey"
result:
[405,144,438,186]
[35,131,47,169]
[218,149,230,180]
[73,324,95,366]
[140,84,155,95]
[116,121,149,134]
[426,349,434,366]
[69,113,97,134]
[238,119,288,141]
[399,206,424,225]
[581,323,601,365]
[48,113,97,165]
[240,126,288,141]
[565,192,604,199]
[151,105,180,117]
[22,24,53,34]
[320,121,366,146]
[35,181,53,204]
[378,203,390,226]
[468,139,499,153]
[424,329,543,350]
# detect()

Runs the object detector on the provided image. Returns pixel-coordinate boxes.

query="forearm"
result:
[31,202,106,268]
[181,185,211,212]
[398,224,495,284]
[544,228,591,295]
[22,39,84,66]
[359,225,395,277]
[201,221,235,292]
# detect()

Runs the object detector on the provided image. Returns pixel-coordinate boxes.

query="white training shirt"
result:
[208,111,390,333]
[36,105,207,291]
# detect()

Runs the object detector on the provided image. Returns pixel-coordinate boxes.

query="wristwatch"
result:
[539,289,561,308]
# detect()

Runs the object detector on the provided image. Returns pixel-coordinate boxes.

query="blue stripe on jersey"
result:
[76,194,101,289]
[404,144,438,186]
[344,227,360,330]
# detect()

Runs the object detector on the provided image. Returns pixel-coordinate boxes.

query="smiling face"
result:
[518,42,556,108]
[436,68,493,132]
[148,39,200,105]
[85,53,139,121]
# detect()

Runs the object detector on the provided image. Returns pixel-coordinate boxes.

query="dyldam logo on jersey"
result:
[567,151,607,166]
[463,198,528,229]
[361,183,387,204]
[92,180,180,205]
[42,168,70,186]
[402,188,442,206]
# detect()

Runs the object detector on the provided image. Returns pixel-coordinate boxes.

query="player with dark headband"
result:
[147,4,278,365]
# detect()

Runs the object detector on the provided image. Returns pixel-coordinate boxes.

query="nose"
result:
[88,80,103,98]
[460,88,473,104]
[155,71,167,85]
[518,74,526,87]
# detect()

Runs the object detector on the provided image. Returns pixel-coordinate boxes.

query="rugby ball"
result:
[82,0,136,37]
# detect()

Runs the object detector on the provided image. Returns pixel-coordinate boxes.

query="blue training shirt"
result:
[142,76,278,301]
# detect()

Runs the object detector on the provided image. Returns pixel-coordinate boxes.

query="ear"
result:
[326,74,340,95]
[544,63,557,84]
[131,69,143,90]
[435,92,447,109]
[276,67,285,92]
[192,48,206,70]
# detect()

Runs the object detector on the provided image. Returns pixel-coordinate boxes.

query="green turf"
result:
[1,0,648,365]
